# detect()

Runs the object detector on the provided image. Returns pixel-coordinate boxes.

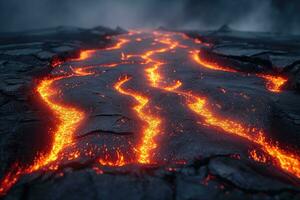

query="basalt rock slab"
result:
[1,27,300,200]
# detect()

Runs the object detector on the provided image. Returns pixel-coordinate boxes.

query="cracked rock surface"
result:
[1,26,300,200]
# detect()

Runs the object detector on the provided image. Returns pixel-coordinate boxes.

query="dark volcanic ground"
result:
[0,26,300,200]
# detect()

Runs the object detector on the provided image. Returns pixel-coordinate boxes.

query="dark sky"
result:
[0,0,299,34]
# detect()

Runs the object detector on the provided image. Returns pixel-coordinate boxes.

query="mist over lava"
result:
[0,0,300,34]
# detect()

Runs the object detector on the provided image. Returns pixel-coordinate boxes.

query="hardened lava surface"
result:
[0,26,300,200]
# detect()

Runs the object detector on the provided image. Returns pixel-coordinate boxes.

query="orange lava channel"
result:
[71,37,129,62]
[98,148,126,167]
[191,50,237,73]
[0,32,132,196]
[141,31,300,179]
[0,76,85,196]
[0,30,298,197]
[106,38,129,51]
[257,74,288,93]
[0,166,22,196]
[191,50,288,93]
[71,67,95,76]
[34,77,85,167]
[114,76,161,164]
[187,95,300,178]
[72,50,96,61]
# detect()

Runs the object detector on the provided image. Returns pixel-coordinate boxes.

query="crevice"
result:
[76,129,134,139]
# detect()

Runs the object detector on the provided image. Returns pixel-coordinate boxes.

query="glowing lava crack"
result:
[0,75,86,195]
[0,34,131,196]
[191,50,288,93]
[114,76,161,164]
[0,29,299,197]
[139,31,300,179]
[187,95,300,179]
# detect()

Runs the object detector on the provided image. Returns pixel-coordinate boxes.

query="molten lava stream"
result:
[191,50,237,72]
[186,93,300,179]
[191,50,288,93]
[114,76,161,164]
[105,38,130,51]
[139,31,300,179]
[71,37,130,62]
[98,147,126,167]
[72,50,96,61]
[256,74,288,93]
[0,32,132,196]
[0,75,85,196]
[34,76,85,167]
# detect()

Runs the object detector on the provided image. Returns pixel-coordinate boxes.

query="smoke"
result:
[181,0,300,34]
[0,0,299,34]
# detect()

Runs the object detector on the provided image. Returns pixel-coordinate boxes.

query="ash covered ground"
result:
[0,25,300,200]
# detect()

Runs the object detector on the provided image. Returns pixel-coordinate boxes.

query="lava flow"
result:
[0,34,131,196]
[257,74,288,93]
[187,95,300,178]
[106,38,129,51]
[0,29,299,197]
[114,76,161,164]
[72,50,96,61]
[98,148,126,167]
[138,31,300,179]
[0,75,85,196]
[191,50,288,93]
[191,50,237,72]
[34,76,85,168]
[71,37,129,62]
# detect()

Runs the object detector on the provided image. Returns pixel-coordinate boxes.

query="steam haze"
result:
[0,0,299,34]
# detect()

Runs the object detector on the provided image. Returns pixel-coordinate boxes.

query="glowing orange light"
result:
[121,52,126,60]
[72,50,96,61]
[106,38,129,51]
[0,29,132,196]
[164,80,182,91]
[0,75,85,195]
[0,30,298,198]
[191,50,237,73]
[139,31,300,179]
[32,76,85,170]
[257,74,288,93]
[72,67,95,76]
[51,57,63,67]
[249,149,267,163]
[186,94,300,179]
[114,76,161,164]
[191,50,288,93]
[0,165,22,196]
[194,39,202,44]
[145,63,163,87]
[99,149,126,167]
[102,63,119,68]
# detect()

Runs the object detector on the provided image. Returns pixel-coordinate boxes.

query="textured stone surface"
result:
[1,26,300,200]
